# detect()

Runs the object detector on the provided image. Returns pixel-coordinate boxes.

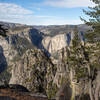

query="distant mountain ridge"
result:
[0,21,92,36]
[0,21,27,29]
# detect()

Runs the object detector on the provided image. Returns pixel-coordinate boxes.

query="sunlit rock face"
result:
[42,34,67,54]
[42,30,76,55]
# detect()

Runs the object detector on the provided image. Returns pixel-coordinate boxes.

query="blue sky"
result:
[0,0,95,25]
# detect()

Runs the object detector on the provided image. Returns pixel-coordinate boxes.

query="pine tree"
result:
[66,28,88,100]
[66,27,100,100]
[81,0,100,42]
[80,0,100,100]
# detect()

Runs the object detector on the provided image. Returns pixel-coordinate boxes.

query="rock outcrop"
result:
[0,27,44,85]
[0,27,44,67]
[9,49,56,97]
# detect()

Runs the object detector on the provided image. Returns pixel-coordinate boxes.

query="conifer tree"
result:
[81,0,100,42]
[80,0,100,100]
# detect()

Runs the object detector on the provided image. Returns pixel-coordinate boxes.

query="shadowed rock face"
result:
[29,28,50,56]
[9,84,29,92]
[0,46,7,73]
[29,28,43,48]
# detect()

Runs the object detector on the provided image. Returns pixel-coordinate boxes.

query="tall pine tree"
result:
[81,0,100,42]
[81,0,100,100]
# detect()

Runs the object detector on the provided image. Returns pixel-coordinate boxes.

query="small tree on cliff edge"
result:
[80,0,100,42]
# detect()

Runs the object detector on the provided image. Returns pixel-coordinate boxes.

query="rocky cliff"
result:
[0,22,98,100]
[0,27,45,85]
[0,24,72,99]
[0,27,44,66]
[9,49,56,96]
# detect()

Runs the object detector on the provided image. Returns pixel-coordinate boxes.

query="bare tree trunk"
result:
[87,65,95,100]
[89,79,95,100]
[70,68,75,100]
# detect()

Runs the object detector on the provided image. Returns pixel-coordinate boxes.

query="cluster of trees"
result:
[81,1,100,100]
[67,0,100,100]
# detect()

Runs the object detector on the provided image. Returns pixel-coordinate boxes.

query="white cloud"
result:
[44,0,95,8]
[0,3,34,24]
[0,3,33,15]
[0,3,59,25]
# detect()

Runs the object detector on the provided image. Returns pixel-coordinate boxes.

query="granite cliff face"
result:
[42,31,75,54]
[0,27,44,66]
[9,47,72,99]
[42,34,67,54]
[0,23,73,99]
[0,27,45,85]
[0,24,74,68]
[0,22,97,100]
